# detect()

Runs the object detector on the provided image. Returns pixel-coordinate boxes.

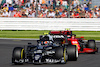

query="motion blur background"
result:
[0,0,100,39]
[0,0,100,18]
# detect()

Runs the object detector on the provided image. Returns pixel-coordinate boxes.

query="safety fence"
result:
[0,18,100,31]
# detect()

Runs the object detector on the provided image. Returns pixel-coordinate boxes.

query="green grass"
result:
[0,30,100,40]
[0,30,49,38]
[73,31,100,40]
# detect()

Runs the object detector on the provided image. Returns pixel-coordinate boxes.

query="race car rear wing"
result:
[49,31,72,35]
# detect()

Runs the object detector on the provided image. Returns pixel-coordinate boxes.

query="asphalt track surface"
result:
[0,39,100,67]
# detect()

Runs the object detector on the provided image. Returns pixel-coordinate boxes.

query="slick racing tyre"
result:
[12,47,25,65]
[87,40,96,54]
[67,45,78,61]
[55,47,67,63]
[87,40,96,49]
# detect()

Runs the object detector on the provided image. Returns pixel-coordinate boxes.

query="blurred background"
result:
[0,0,100,18]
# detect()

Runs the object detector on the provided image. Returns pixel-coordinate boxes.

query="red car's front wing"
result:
[78,48,98,53]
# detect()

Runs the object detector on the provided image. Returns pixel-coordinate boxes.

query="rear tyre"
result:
[67,45,78,61]
[12,47,25,65]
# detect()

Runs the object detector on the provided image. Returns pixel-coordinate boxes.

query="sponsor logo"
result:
[72,41,78,44]
[35,55,40,60]
[15,59,24,63]
[45,51,55,55]
[46,47,52,49]
[51,35,64,38]
[34,50,42,53]
[46,59,60,63]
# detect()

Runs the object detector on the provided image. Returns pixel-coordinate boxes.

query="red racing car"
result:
[49,31,98,54]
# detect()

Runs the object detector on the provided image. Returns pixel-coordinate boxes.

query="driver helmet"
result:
[44,41,48,46]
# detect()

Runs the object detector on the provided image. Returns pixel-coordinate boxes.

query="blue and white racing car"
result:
[12,34,78,64]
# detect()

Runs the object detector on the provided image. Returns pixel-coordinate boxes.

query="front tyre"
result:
[87,40,96,49]
[67,45,78,61]
[55,47,67,64]
[12,47,25,65]
[87,40,96,54]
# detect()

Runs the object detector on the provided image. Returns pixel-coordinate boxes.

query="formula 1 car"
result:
[12,34,78,65]
[49,31,98,54]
